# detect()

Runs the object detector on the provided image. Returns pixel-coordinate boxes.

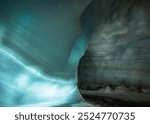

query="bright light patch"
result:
[16,74,29,88]
[0,48,81,106]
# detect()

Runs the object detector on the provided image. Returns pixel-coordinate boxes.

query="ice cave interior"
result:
[0,0,150,107]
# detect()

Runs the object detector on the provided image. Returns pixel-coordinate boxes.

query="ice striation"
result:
[0,0,92,106]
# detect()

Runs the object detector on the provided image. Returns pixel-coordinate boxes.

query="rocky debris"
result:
[114,86,129,93]
[79,83,150,106]
[128,85,140,92]
[80,88,150,107]
[104,86,112,93]
[141,89,150,94]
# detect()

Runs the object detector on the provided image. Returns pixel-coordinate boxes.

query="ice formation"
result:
[0,0,92,106]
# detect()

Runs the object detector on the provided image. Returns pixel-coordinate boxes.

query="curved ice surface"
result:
[0,0,92,106]
[0,48,84,106]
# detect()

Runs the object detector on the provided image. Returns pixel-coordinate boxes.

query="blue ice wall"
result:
[0,0,92,106]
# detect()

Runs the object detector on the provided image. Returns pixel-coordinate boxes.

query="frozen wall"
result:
[77,0,150,106]
[0,0,92,106]
[79,0,150,89]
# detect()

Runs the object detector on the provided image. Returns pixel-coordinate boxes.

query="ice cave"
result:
[0,0,150,107]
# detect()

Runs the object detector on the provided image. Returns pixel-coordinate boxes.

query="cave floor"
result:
[80,89,150,107]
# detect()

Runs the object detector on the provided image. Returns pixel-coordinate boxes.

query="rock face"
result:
[78,0,150,106]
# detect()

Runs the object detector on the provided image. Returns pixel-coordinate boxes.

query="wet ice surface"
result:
[0,48,85,106]
[0,0,92,106]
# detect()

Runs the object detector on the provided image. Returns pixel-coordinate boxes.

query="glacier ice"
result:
[0,0,92,106]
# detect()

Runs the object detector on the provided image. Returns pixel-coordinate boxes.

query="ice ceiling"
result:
[0,0,92,106]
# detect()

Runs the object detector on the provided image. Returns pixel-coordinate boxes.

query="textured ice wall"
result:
[0,0,92,106]
[79,0,150,89]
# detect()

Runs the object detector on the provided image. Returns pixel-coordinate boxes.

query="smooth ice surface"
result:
[0,0,92,106]
[0,48,81,106]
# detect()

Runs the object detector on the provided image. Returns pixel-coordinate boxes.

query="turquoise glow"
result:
[0,0,91,106]
[0,48,84,106]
